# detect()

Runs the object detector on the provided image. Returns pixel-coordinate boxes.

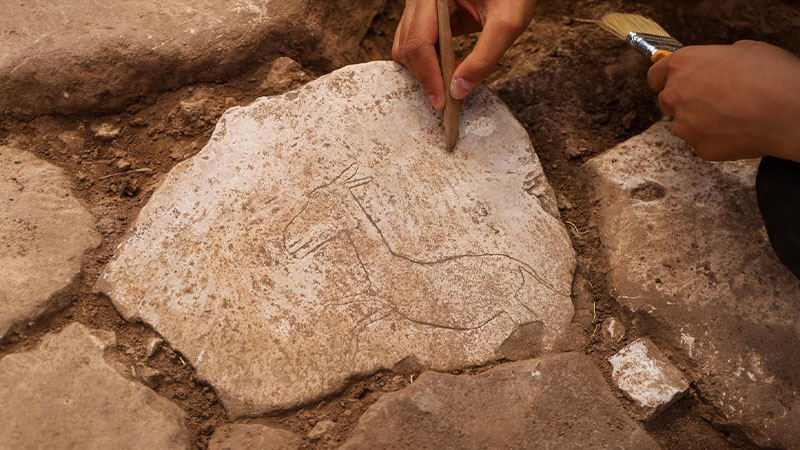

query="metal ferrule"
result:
[627,32,683,58]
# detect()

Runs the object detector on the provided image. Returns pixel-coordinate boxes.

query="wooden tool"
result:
[437,0,460,151]
[600,13,683,63]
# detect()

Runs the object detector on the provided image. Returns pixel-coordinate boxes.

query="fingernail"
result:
[429,95,443,110]
[450,77,475,100]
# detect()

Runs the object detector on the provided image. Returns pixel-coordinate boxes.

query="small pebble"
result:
[602,317,626,344]
[307,420,335,441]
[91,123,121,141]
[130,118,148,127]
[146,337,164,358]
[622,111,637,130]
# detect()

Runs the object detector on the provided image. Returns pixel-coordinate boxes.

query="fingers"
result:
[392,0,445,110]
[647,57,668,92]
[451,14,528,99]
[649,51,682,116]
[657,90,676,116]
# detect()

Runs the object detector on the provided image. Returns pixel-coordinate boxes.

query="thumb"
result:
[450,17,525,99]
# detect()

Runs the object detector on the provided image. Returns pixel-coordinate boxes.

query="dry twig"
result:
[98,167,152,180]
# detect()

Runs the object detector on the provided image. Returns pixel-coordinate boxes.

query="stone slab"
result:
[1,146,100,340]
[98,61,576,417]
[587,119,800,447]
[610,338,689,420]
[0,0,383,115]
[0,323,190,449]
[340,353,659,450]
[209,424,303,450]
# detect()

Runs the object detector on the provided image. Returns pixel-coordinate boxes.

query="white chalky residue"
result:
[680,332,695,357]
[609,338,689,418]
[611,341,666,408]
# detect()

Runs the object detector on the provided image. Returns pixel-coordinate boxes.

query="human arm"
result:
[647,40,800,163]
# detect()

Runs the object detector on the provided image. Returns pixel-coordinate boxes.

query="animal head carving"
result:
[284,164,373,258]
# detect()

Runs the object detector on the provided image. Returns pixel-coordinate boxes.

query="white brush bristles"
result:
[600,13,671,40]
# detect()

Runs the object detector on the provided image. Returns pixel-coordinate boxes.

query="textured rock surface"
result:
[602,317,625,344]
[341,353,659,449]
[99,61,576,416]
[307,420,336,441]
[610,338,689,419]
[0,0,384,115]
[0,323,190,449]
[588,119,800,446]
[0,146,100,339]
[209,424,303,450]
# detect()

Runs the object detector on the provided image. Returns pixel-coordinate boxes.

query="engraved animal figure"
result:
[283,164,564,331]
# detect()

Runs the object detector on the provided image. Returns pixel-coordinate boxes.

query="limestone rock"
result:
[209,424,303,450]
[602,316,625,344]
[341,353,659,449]
[610,338,689,420]
[0,146,100,339]
[307,420,336,441]
[260,57,310,95]
[0,323,190,449]
[92,123,121,141]
[99,61,576,417]
[146,336,164,359]
[0,0,384,115]
[587,119,800,446]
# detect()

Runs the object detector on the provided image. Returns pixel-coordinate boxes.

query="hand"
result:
[648,41,800,163]
[392,0,536,110]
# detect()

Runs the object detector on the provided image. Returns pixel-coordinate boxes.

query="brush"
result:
[600,13,683,63]
[437,0,460,151]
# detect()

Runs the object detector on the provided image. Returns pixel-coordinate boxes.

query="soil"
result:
[1,0,798,449]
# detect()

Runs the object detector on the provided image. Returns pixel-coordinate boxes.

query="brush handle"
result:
[651,50,673,63]
[437,0,460,152]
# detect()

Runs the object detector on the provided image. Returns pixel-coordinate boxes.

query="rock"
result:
[139,366,165,384]
[621,111,637,130]
[0,0,384,115]
[98,61,576,417]
[209,424,303,450]
[130,118,149,128]
[179,99,208,120]
[56,130,85,155]
[146,336,164,358]
[0,146,100,339]
[307,420,336,441]
[602,317,625,344]
[92,123,121,141]
[587,119,800,445]
[341,353,659,449]
[610,338,689,420]
[116,159,131,171]
[0,323,190,449]
[260,57,310,95]
[570,270,594,311]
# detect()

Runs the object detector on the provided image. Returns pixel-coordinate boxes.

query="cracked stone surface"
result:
[587,119,800,447]
[0,146,100,340]
[98,61,576,417]
[0,323,190,449]
[209,424,302,450]
[341,353,659,449]
[610,338,689,420]
[0,0,383,115]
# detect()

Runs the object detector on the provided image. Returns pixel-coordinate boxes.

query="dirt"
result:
[1,0,798,448]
